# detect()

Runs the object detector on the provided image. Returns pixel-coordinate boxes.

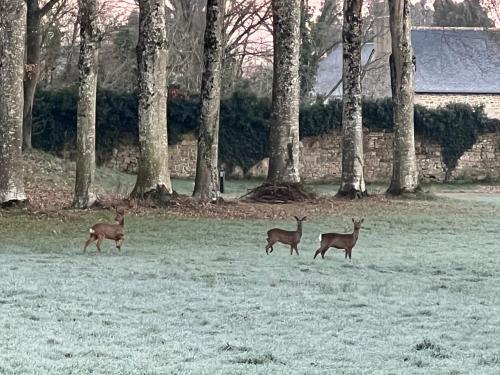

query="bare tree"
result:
[338,0,367,198]
[23,0,63,150]
[131,0,172,197]
[222,0,272,92]
[267,0,302,183]
[483,0,500,22]
[387,0,419,195]
[0,0,27,205]
[162,0,273,94]
[73,0,100,208]
[193,0,225,201]
[164,0,206,92]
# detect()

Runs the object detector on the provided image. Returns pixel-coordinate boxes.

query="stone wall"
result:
[298,131,446,182]
[415,93,500,120]
[451,133,500,181]
[104,135,197,178]
[104,131,500,183]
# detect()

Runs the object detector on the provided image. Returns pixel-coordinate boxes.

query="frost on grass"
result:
[0,196,499,374]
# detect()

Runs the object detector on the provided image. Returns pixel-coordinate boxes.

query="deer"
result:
[314,218,364,261]
[265,216,306,256]
[83,207,125,253]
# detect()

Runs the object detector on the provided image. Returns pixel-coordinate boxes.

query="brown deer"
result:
[83,207,125,253]
[265,216,306,255]
[314,218,364,261]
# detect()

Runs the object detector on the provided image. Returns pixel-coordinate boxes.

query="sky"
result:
[102,0,499,27]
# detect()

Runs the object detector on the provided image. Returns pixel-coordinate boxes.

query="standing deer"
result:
[83,207,125,253]
[265,216,306,255]
[314,218,364,261]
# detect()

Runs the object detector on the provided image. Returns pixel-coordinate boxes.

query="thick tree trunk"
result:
[192,0,225,201]
[22,1,42,151]
[131,0,172,198]
[267,0,301,184]
[338,0,367,199]
[73,0,99,208]
[387,0,419,195]
[0,1,28,205]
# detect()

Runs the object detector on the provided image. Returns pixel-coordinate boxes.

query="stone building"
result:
[314,26,500,119]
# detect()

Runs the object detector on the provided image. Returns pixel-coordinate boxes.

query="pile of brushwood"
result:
[242,182,317,203]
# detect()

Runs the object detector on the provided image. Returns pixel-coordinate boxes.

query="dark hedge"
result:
[32,89,500,171]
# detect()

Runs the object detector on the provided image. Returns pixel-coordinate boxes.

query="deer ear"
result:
[302,216,307,221]
[294,216,299,221]
[352,218,355,223]
[360,218,364,223]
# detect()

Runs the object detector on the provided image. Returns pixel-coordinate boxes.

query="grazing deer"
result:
[314,218,364,261]
[83,207,125,253]
[265,216,306,255]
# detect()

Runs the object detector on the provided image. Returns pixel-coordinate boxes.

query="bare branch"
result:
[40,0,61,17]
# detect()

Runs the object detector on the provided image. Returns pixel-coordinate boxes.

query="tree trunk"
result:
[267,0,301,184]
[23,0,62,151]
[131,0,172,198]
[192,0,225,201]
[23,1,42,151]
[0,0,28,205]
[73,0,99,208]
[338,0,367,199]
[387,0,419,195]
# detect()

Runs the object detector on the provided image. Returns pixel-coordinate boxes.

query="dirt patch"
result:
[14,150,498,220]
[20,192,484,222]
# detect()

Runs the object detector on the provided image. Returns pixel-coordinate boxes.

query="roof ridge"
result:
[412,26,500,32]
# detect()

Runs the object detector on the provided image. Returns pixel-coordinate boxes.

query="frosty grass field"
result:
[0,183,499,374]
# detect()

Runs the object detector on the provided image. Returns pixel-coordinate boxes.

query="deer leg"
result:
[314,246,327,259]
[290,245,294,255]
[294,244,299,256]
[83,235,96,253]
[266,240,275,254]
[116,237,124,251]
[345,249,348,259]
[320,248,328,259]
[96,236,104,252]
[348,248,352,262]
[314,245,327,259]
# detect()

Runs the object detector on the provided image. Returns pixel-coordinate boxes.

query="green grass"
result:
[0,196,499,374]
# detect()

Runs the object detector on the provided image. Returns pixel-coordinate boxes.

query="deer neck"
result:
[116,216,124,226]
[297,222,303,237]
[352,228,360,242]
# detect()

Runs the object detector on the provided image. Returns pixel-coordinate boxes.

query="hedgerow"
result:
[32,89,500,171]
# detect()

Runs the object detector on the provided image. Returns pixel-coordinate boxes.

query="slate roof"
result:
[314,43,375,97]
[413,27,500,94]
[314,27,500,96]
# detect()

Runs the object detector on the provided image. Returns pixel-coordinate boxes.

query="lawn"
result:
[0,191,499,374]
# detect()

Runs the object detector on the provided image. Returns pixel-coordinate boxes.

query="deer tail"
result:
[89,228,95,234]
[318,233,322,242]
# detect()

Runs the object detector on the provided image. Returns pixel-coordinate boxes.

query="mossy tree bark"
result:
[338,0,367,199]
[23,0,61,150]
[193,0,225,201]
[131,0,172,198]
[267,0,302,184]
[0,0,28,205]
[387,0,419,195]
[73,0,99,208]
